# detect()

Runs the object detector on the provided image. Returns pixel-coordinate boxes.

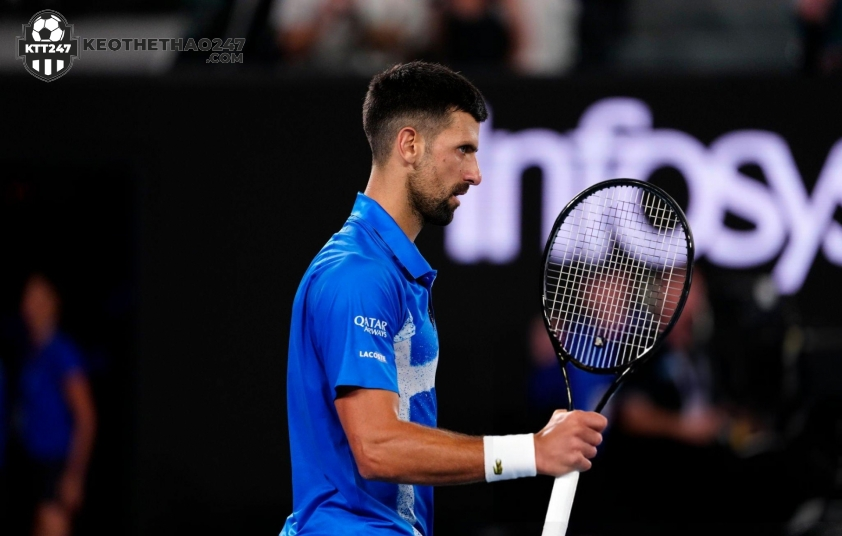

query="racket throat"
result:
[594,366,634,413]
[560,363,575,412]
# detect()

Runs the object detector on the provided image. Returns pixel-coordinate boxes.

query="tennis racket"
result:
[539,178,694,536]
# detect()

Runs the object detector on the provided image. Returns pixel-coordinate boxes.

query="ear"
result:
[395,126,425,165]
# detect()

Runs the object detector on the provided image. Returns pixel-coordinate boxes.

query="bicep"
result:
[63,372,96,423]
[335,387,404,477]
[335,386,485,484]
[335,387,401,443]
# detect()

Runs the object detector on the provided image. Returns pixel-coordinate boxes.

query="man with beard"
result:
[280,61,607,536]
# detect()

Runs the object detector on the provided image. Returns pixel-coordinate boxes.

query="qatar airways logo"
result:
[354,315,389,338]
[447,98,842,294]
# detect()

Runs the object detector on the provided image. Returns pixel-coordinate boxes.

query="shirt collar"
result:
[350,192,435,281]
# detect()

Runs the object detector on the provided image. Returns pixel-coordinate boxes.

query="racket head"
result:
[541,178,694,376]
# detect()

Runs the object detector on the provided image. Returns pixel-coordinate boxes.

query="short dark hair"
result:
[362,61,488,165]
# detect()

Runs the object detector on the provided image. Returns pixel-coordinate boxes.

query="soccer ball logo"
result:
[32,14,64,42]
[17,9,79,81]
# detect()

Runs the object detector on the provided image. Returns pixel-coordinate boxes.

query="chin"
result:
[424,210,455,227]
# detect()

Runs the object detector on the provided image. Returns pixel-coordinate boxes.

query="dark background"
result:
[3,70,842,535]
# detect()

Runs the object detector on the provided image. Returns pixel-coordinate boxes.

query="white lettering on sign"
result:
[446,98,842,294]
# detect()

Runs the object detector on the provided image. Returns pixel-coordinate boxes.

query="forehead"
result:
[436,111,480,144]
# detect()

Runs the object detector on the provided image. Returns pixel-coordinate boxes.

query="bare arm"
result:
[335,387,607,485]
[60,373,97,512]
[618,393,723,446]
[336,387,484,485]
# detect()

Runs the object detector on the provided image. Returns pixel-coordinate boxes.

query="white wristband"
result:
[483,434,537,482]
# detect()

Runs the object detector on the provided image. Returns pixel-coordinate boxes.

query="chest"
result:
[394,281,438,364]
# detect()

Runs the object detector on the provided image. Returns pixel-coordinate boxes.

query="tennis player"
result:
[280,61,607,536]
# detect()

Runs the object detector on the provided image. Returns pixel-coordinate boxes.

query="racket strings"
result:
[544,184,689,371]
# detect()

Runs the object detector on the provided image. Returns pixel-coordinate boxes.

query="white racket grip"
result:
[541,471,580,536]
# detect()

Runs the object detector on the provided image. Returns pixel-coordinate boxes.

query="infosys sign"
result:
[446,97,842,295]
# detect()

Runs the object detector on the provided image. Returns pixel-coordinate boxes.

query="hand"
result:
[58,471,85,513]
[534,410,608,477]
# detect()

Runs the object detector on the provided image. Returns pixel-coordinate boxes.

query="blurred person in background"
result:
[269,0,433,75]
[614,269,725,453]
[595,268,743,535]
[525,314,614,427]
[10,273,96,536]
[432,0,523,74]
[432,0,582,76]
[525,314,566,429]
[527,267,644,424]
[795,0,842,75]
[511,0,581,76]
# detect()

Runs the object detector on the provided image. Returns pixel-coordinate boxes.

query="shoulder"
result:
[297,218,409,321]
[310,248,403,302]
[47,332,78,354]
[311,221,402,288]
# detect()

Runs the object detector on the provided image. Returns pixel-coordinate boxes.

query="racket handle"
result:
[541,471,580,536]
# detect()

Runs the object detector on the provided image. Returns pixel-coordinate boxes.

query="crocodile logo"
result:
[493,459,503,475]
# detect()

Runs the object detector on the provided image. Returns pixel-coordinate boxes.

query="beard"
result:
[407,157,468,227]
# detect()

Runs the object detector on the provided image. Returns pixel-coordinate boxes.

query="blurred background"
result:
[2,0,842,535]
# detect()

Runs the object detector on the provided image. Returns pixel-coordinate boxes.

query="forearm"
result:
[338,389,606,486]
[65,413,96,477]
[620,397,683,439]
[350,420,485,485]
[63,375,97,479]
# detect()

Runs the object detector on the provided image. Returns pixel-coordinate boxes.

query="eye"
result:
[459,145,476,154]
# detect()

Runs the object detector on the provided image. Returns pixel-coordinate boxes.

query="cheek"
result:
[429,151,460,190]
[441,156,462,178]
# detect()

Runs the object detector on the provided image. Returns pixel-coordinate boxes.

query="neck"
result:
[30,322,57,350]
[364,164,423,241]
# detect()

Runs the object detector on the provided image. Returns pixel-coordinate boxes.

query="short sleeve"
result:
[308,258,404,396]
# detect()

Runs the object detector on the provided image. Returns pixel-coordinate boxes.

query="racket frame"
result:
[539,178,695,412]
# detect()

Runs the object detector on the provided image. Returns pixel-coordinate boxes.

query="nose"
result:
[465,157,482,186]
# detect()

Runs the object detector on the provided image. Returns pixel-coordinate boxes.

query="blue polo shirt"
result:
[18,332,85,462]
[282,193,439,536]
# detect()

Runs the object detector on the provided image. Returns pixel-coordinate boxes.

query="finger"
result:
[580,411,608,430]
[579,428,603,447]
[577,457,593,472]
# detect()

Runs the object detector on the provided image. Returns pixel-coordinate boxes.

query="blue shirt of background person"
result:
[281,193,439,536]
[19,331,85,462]
[527,315,614,414]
